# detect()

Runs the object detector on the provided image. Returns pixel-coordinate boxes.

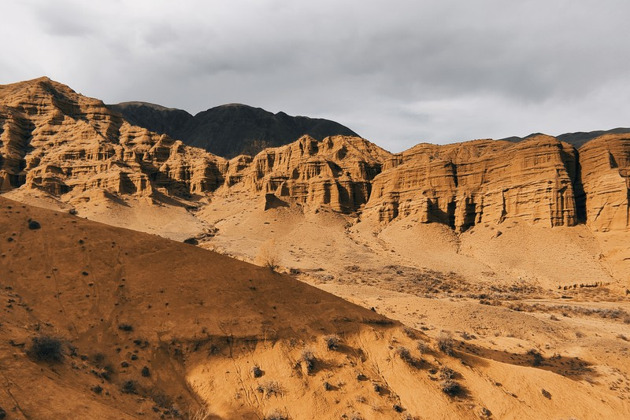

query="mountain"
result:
[108,101,359,158]
[2,77,630,235]
[2,77,630,419]
[502,127,630,149]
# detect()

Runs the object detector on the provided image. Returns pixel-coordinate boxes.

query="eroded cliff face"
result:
[0,77,628,232]
[238,135,390,212]
[580,134,630,231]
[365,137,579,231]
[0,78,228,201]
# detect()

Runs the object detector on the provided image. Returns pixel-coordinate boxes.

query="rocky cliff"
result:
[1,77,629,232]
[0,77,227,201]
[580,134,630,231]
[365,136,579,231]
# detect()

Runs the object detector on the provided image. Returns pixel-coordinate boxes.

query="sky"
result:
[2,0,630,152]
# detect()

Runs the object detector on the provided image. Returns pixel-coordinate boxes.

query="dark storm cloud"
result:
[2,0,630,151]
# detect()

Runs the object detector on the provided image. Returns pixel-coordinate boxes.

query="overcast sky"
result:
[2,0,630,152]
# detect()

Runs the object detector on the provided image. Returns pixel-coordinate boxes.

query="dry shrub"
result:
[28,336,64,362]
[323,334,341,351]
[256,240,280,272]
[265,408,289,420]
[441,379,463,396]
[437,332,455,356]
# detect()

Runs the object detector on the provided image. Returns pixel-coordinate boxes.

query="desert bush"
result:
[265,409,289,420]
[141,366,151,377]
[252,365,263,378]
[121,380,138,394]
[402,326,418,339]
[91,385,103,394]
[416,340,429,354]
[527,349,544,366]
[28,219,41,230]
[28,336,64,362]
[256,240,280,272]
[323,334,341,351]
[256,381,282,398]
[439,367,456,380]
[118,323,133,332]
[437,332,455,356]
[396,346,422,368]
[301,349,316,373]
[441,379,463,396]
[190,406,213,420]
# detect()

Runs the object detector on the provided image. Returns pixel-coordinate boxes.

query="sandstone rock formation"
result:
[0,77,227,202]
[365,136,579,231]
[1,77,629,232]
[238,134,391,212]
[109,101,359,158]
[580,133,630,231]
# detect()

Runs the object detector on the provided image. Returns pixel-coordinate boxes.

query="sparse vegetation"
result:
[416,340,429,354]
[542,389,552,399]
[265,409,289,420]
[121,380,138,394]
[118,323,133,332]
[323,334,341,350]
[27,336,64,362]
[527,349,544,367]
[403,326,418,339]
[439,367,456,380]
[256,240,280,272]
[27,219,41,230]
[190,407,212,420]
[141,366,151,377]
[441,379,463,396]
[301,349,317,373]
[437,332,455,356]
[396,346,423,368]
[257,381,282,398]
[250,365,263,378]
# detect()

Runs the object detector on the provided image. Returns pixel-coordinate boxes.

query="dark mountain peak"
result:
[113,100,359,158]
[114,101,190,114]
[500,128,630,149]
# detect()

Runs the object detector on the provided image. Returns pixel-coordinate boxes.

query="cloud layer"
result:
[2,0,629,151]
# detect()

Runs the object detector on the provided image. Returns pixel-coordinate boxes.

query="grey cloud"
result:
[2,0,630,151]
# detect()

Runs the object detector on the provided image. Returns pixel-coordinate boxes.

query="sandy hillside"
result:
[2,198,628,419]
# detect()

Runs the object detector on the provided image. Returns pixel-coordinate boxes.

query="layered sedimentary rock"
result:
[238,135,391,212]
[580,134,630,231]
[365,136,579,231]
[0,77,227,200]
[0,78,386,214]
[2,77,629,232]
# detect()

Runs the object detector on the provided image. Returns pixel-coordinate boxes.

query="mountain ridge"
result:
[108,101,359,158]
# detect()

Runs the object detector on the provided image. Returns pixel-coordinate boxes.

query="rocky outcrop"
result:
[580,134,630,231]
[238,135,390,212]
[365,136,579,231]
[0,77,227,201]
[2,77,630,232]
[0,78,384,213]
[108,102,359,158]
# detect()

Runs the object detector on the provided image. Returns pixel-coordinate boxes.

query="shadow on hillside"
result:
[459,341,598,380]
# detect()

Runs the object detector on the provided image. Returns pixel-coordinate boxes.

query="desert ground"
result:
[1,78,630,419]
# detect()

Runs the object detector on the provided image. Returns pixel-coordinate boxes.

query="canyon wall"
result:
[1,77,628,231]
[364,137,579,231]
